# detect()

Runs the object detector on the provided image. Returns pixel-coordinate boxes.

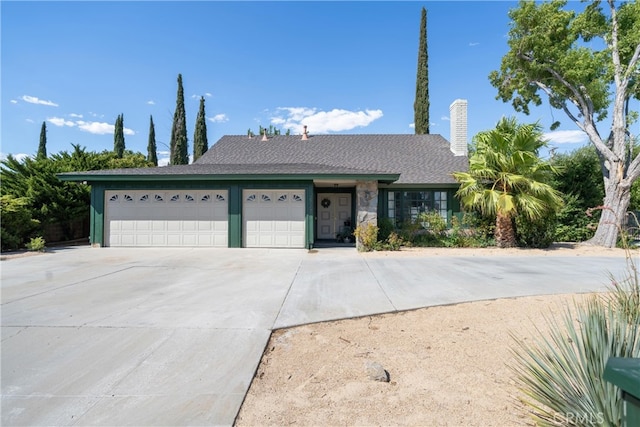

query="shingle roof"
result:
[60,162,396,177]
[196,134,468,184]
[59,134,468,184]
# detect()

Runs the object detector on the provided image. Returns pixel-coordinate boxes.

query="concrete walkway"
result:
[1,246,629,426]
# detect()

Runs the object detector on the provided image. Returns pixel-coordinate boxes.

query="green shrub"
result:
[353,223,379,252]
[554,194,597,242]
[398,218,423,242]
[445,215,493,248]
[515,211,557,248]
[374,232,407,251]
[417,211,447,235]
[0,195,39,251]
[377,217,395,242]
[25,236,46,252]
[411,232,445,247]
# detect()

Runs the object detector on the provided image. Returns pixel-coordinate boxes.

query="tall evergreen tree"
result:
[193,96,208,161]
[413,7,430,134]
[170,74,188,165]
[37,121,47,159]
[113,114,125,158]
[147,115,158,166]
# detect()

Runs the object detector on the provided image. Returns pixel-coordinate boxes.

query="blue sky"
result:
[1,1,610,165]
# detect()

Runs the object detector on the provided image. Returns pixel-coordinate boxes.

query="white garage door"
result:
[243,190,306,248]
[105,190,228,247]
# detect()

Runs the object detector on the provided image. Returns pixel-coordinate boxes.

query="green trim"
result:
[306,185,315,248]
[229,185,241,248]
[380,183,459,189]
[91,186,105,246]
[58,172,399,183]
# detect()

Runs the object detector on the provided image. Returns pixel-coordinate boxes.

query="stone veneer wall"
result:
[356,180,378,250]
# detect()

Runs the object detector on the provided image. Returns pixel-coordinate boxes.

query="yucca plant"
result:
[511,261,640,426]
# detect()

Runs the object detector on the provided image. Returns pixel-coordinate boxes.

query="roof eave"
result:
[57,172,401,184]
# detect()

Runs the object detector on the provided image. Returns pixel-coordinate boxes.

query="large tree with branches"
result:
[490,0,640,247]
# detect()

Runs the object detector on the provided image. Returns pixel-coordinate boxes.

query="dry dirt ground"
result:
[236,244,629,427]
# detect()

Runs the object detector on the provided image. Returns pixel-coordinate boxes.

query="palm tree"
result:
[453,117,563,248]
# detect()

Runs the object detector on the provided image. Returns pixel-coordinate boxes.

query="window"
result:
[434,191,447,220]
[388,192,395,219]
[388,190,448,225]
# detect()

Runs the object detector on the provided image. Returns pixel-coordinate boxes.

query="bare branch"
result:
[608,0,623,85]
[626,152,640,182]
[518,51,592,116]
[535,82,583,126]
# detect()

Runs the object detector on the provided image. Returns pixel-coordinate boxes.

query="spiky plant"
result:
[511,258,640,426]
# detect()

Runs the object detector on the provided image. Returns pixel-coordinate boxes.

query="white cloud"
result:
[409,123,415,129]
[543,130,589,144]
[47,116,135,135]
[21,95,58,107]
[69,113,83,118]
[0,152,30,162]
[441,116,450,121]
[157,151,170,167]
[76,121,112,134]
[147,100,155,105]
[209,113,229,123]
[48,117,76,127]
[271,107,383,134]
[469,42,480,47]
[26,118,35,123]
[10,99,18,104]
[205,92,212,98]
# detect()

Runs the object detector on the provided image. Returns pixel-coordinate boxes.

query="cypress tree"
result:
[170,74,188,165]
[414,7,430,134]
[37,121,47,159]
[114,113,125,158]
[147,115,158,166]
[193,96,208,162]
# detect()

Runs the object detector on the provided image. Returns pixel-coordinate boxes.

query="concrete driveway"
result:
[1,246,629,426]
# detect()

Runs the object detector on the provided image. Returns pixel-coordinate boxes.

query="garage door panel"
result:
[120,221,135,231]
[136,221,152,231]
[182,221,197,231]
[106,190,228,247]
[135,235,151,246]
[151,235,166,245]
[243,190,306,248]
[274,221,292,232]
[182,234,197,245]
[290,221,305,232]
[197,221,213,232]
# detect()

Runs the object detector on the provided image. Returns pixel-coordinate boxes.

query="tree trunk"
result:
[495,212,517,248]
[586,178,631,248]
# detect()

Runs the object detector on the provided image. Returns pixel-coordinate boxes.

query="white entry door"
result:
[105,190,228,247]
[243,189,306,248]
[317,193,352,240]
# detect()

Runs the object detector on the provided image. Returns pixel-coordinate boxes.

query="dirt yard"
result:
[236,244,629,426]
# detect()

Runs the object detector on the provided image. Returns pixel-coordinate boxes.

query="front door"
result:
[317,193,352,240]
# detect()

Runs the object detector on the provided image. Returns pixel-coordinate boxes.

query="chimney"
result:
[261,128,268,141]
[449,99,468,156]
[301,125,308,140]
